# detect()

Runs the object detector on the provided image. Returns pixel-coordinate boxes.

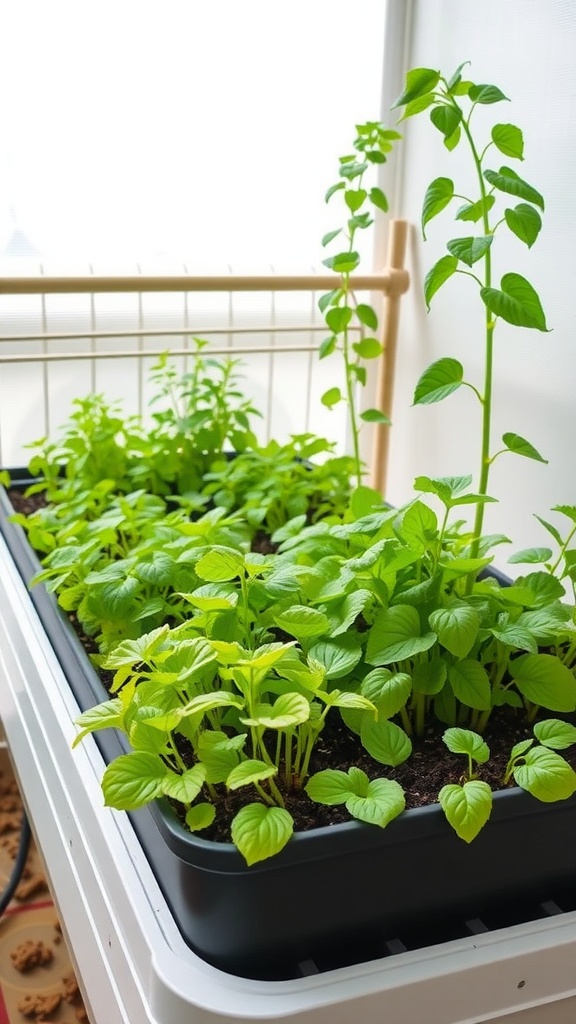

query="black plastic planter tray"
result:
[1,472,575,980]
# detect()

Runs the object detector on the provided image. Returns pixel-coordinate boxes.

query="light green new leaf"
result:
[353,337,383,359]
[422,178,454,237]
[326,306,353,333]
[399,500,438,552]
[306,766,368,805]
[195,547,245,582]
[231,804,294,865]
[185,803,216,831]
[370,186,389,212]
[429,605,481,659]
[491,123,524,159]
[346,778,406,828]
[361,718,412,766]
[510,654,576,712]
[321,386,343,408]
[513,746,576,802]
[448,660,491,711]
[73,699,124,746]
[439,780,493,842]
[481,273,548,331]
[533,718,576,751]
[102,752,168,810]
[393,67,440,108]
[505,204,542,247]
[424,255,458,308]
[502,432,548,463]
[359,408,391,424]
[162,764,206,803]
[273,605,330,640]
[483,166,544,210]
[413,357,464,405]
[103,626,171,669]
[356,303,379,330]
[323,251,360,274]
[397,92,435,121]
[443,727,490,764]
[226,760,278,790]
[490,624,537,654]
[447,235,493,267]
[321,228,342,247]
[241,692,310,730]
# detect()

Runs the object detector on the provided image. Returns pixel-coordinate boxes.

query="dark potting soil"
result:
[8,486,576,844]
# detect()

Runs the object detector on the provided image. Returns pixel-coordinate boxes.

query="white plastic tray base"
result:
[0,534,575,1024]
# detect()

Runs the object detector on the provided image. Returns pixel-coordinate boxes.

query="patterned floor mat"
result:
[0,748,87,1023]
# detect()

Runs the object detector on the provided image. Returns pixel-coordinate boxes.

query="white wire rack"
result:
[0,221,409,492]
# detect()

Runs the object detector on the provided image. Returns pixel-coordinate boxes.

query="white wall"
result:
[385,0,576,571]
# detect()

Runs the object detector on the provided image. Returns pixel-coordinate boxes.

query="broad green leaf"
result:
[345,778,406,828]
[553,504,576,524]
[323,251,360,273]
[366,604,437,665]
[328,589,372,637]
[505,204,542,247]
[186,803,216,831]
[321,690,376,713]
[397,92,435,121]
[102,752,168,810]
[369,186,389,212]
[422,177,454,236]
[491,123,524,160]
[197,731,244,784]
[325,182,345,202]
[242,693,310,729]
[162,764,206,803]
[318,335,336,359]
[430,104,461,139]
[456,195,496,223]
[226,760,277,790]
[326,306,353,333]
[393,67,440,107]
[439,781,493,842]
[448,660,491,711]
[513,746,576,802]
[447,234,493,267]
[345,187,367,212]
[412,657,447,695]
[533,719,576,751]
[424,255,458,308]
[195,546,244,582]
[318,288,341,313]
[103,626,170,669]
[182,691,244,719]
[415,474,471,503]
[481,273,548,331]
[490,624,537,654]
[502,433,547,463]
[508,547,553,565]
[429,605,480,659]
[483,166,544,210]
[509,738,535,760]
[518,571,565,607]
[321,228,342,247]
[135,552,176,585]
[353,337,383,359]
[359,408,391,424]
[510,654,576,712]
[306,765,368,805]
[73,699,124,746]
[360,669,412,719]
[356,303,378,330]
[273,605,330,640]
[399,500,438,552]
[361,718,412,766]
[321,386,343,408]
[469,83,508,104]
[443,727,490,764]
[413,357,463,405]
[310,635,363,679]
[231,803,294,865]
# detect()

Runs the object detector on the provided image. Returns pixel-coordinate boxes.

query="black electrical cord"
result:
[0,811,31,915]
